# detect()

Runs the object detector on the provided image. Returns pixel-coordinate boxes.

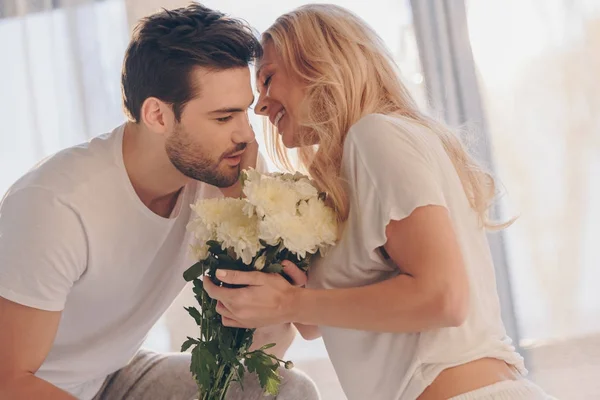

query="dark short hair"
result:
[121,3,262,123]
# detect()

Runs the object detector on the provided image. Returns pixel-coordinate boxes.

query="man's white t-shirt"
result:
[0,124,261,399]
[307,114,526,400]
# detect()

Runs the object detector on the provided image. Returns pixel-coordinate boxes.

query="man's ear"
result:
[140,97,176,136]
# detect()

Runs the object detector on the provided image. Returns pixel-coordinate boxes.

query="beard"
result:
[165,124,245,188]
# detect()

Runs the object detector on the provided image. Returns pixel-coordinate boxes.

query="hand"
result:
[203,261,307,328]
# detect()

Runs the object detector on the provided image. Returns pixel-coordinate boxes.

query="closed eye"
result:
[216,115,233,122]
[263,75,273,89]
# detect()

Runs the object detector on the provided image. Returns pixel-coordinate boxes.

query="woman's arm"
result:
[205,205,470,333]
[292,205,469,332]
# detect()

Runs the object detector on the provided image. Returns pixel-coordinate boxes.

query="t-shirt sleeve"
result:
[0,186,87,311]
[345,114,448,253]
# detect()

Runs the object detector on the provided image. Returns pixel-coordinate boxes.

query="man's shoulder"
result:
[6,126,124,202]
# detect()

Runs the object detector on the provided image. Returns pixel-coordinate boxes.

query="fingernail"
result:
[216,270,227,278]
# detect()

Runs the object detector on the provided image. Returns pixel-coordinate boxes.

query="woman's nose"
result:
[254,94,269,116]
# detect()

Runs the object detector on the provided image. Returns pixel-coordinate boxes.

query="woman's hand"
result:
[203,261,306,328]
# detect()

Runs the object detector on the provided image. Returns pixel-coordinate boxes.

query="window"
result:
[467,0,600,342]
[0,0,129,195]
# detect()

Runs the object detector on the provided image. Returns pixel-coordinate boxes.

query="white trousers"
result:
[448,379,556,400]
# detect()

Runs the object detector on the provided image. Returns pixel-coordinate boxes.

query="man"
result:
[0,4,318,400]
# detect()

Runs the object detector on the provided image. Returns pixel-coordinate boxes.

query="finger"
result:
[215,270,266,286]
[203,277,230,301]
[216,301,236,320]
[282,260,308,286]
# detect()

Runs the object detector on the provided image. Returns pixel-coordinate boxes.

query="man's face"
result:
[165,67,255,188]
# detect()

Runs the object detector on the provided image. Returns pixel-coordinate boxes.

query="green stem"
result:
[219,367,236,400]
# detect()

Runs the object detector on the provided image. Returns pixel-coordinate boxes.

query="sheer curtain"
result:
[410,0,521,349]
[466,0,600,343]
[0,0,129,196]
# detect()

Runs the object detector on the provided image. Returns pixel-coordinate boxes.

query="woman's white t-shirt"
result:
[307,113,526,400]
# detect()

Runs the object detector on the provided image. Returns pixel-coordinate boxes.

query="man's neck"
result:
[122,122,188,217]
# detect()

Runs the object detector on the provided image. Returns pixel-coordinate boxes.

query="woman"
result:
[204,4,553,400]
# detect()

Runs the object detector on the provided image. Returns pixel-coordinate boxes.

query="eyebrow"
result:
[208,96,255,114]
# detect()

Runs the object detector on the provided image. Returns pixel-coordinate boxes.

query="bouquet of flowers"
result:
[181,168,338,400]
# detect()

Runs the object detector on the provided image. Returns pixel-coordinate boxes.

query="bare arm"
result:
[0,297,75,399]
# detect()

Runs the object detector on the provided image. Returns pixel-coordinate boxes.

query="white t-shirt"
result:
[0,124,262,399]
[307,114,526,400]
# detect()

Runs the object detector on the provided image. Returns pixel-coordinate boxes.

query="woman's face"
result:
[254,41,308,148]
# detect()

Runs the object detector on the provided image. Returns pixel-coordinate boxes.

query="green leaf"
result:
[259,343,276,351]
[183,261,204,282]
[184,306,202,326]
[206,253,219,265]
[181,336,199,352]
[192,279,204,296]
[234,328,255,353]
[240,169,248,189]
[220,345,239,365]
[205,339,221,357]
[263,372,281,395]
[191,344,215,392]
[262,262,284,274]
[207,240,223,254]
[217,253,236,263]
[279,248,289,260]
[245,352,282,395]
[264,244,280,265]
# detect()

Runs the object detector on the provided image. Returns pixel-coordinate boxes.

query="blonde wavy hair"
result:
[262,4,508,230]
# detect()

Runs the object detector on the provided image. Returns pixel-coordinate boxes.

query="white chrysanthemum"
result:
[258,198,337,259]
[189,197,244,228]
[242,201,256,218]
[215,217,261,265]
[243,174,302,217]
[188,198,262,264]
[243,169,320,218]
[270,171,305,182]
[187,170,337,265]
[297,197,338,252]
[292,177,319,199]
[189,242,209,262]
[268,171,318,199]
[186,215,215,261]
[259,214,315,258]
